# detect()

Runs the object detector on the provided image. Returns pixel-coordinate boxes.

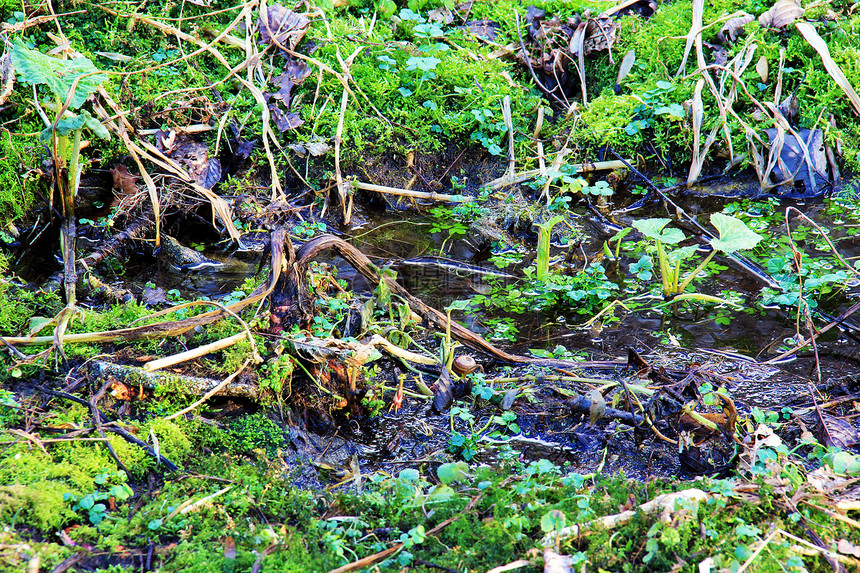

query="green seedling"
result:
[11,40,109,355]
[631,213,762,301]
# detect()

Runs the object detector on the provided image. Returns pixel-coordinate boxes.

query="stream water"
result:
[6,183,860,482]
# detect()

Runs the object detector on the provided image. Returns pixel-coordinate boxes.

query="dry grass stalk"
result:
[143,332,249,372]
[351,180,474,203]
[485,160,628,191]
[164,359,252,421]
[796,21,860,116]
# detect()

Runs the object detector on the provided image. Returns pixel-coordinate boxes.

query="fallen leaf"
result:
[817,412,860,450]
[756,56,768,82]
[110,165,139,197]
[270,104,304,132]
[543,548,573,573]
[155,129,176,153]
[224,536,237,559]
[428,6,454,24]
[200,157,221,189]
[588,389,605,425]
[433,367,454,412]
[142,286,168,306]
[759,0,803,29]
[463,20,499,40]
[259,5,310,50]
[796,21,860,117]
[501,388,519,410]
[94,51,133,63]
[837,539,860,558]
[717,13,754,43]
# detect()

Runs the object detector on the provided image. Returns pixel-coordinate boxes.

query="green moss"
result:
[227,413,285,456]
[0,130,41,230]
[0,442,120,530]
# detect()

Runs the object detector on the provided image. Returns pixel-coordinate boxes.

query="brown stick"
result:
[292,235,623,370]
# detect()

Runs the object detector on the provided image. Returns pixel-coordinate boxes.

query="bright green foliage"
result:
[630,214,762,299]
[11,39,107,110]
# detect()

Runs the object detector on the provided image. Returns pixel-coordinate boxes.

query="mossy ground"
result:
[1,418,857,572]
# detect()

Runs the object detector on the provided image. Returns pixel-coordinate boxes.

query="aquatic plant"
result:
[631,213,763,301]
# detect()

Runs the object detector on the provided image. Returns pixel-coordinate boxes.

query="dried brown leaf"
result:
[717,13,753,43]
[259,5,310,50]
[433,367,454,412]
[796,21,860,116]
[269,104,304,132]
[224,536,237,560]
[837,539,860,558]
[0,50,15,106]
[758,0,803,29]
[756,55,768,82]
[543,548,574,573]
[110,165,139,197]
[462,20,500,40]
[428,6,454,24]
[817,412,860,450]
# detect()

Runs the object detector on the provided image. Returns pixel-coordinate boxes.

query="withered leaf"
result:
[428,6,454,24]
[168,138,219,187]
[462,20,500,40]
[526,6,546,24]
[272,59,312,105]
[704,41,728,66]
[142,286,168,306]
[224,536,237,560]
[583,16,617,55]
[259,5,310,50]
[837,539,860,558]
[0,51,13,106]
[289,137,331,157]
[501,388,518,411]
[270,104,304,132]
[717,13,754,44]
[756,55,768,82]
[235,140,255,159]
[155,129,177,153]
[110,164,139,196]
[759,0,803,29]
[817,413,860,450]
[587,389,606,425]
[433,367,454,412]
[543,548,574,573]
[200,157,221,189]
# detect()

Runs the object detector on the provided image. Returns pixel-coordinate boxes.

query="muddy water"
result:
[9,188,859,479]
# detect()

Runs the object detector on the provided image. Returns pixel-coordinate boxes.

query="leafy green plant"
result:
[472,261,617,319]
[63,470,133,525]
[11,39,109,352]
[631,214,763,301]
[429,203,485,253]
[625,80,687,136]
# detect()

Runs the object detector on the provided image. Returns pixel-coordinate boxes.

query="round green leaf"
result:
[437,461,470,485]
[540,509,567,533]
[709,213,763,253]
[632,218,686,244]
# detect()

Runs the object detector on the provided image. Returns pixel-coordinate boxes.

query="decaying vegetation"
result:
[1,0,860,570]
